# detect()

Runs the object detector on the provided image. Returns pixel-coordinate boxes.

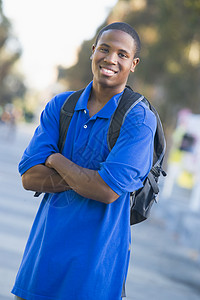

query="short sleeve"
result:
[18,92,73,175]
[98,103,157,196]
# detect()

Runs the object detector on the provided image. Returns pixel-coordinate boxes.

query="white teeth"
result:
[101,68,115,75]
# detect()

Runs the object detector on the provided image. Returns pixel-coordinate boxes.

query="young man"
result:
[12,22,156,300]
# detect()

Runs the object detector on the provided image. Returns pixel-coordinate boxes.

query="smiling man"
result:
[12,22,156,300]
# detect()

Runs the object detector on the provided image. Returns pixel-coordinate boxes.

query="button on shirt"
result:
[13,81,157,300]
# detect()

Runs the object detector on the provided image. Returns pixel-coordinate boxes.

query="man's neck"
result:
[90,82,125,105]
[87,83,125,118]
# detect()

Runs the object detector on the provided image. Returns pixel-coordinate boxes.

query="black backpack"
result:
[35,86,166,225]
[58,86,166,225]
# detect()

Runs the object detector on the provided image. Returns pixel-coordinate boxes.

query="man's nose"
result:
[104,52,117,64]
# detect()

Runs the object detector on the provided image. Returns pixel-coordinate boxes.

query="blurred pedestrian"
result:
[12,22,156,300]
[0,106,17,141]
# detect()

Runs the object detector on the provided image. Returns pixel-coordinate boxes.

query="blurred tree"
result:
[57,40,94,91]
[0,0,26,107]
[57,0,200,128]
[131,0,200,126]
[57,22,107,91]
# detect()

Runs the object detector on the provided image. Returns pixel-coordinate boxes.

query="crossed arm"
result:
[22,153,119,204]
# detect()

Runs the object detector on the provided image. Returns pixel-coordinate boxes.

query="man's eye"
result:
[119,53,127,58]
[99,48,108,53]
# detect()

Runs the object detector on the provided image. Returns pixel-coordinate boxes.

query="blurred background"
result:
[0,0,200,299]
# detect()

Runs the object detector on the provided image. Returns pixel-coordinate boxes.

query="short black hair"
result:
[94,22,141,58]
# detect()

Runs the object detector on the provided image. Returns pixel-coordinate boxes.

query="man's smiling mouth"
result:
[100,66,117,76]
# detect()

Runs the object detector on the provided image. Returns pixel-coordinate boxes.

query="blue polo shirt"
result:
[12,81,156,300]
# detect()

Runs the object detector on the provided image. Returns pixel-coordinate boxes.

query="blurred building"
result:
[162,109,200,212]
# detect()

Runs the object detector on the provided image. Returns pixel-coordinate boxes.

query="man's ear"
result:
[90,44,95,60]
[130,57,140,72]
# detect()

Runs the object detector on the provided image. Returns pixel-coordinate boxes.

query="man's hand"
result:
[45,154,56,169]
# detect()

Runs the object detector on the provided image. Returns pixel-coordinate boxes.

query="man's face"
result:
[91,29,139,91]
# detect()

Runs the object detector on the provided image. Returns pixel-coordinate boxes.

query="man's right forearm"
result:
[22,164,71,193]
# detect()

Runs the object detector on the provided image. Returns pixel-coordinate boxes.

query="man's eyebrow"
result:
[98,43,110,48]
[119,49,129,54]
[98,43,130,54]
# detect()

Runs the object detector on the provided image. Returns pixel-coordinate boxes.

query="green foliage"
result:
[57,0,200,128]
[0,0,26,106]
[58,40,93,90]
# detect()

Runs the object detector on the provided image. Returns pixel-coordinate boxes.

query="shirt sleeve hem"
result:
[98,169,123,196]
[98,167,144,196]
[19,156,48,176]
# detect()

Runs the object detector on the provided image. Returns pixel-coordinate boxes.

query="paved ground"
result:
[0,122,200,300]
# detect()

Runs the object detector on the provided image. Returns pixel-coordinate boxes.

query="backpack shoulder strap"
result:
[34,88,84,198]
[58,88,84,153]
[149,103,166,168]
[107,86,144,150]
[107,87,166,168]
[138,96,166,168]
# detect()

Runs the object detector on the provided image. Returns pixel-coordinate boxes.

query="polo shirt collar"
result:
[74,81,93,111]
[75,81,123,119]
